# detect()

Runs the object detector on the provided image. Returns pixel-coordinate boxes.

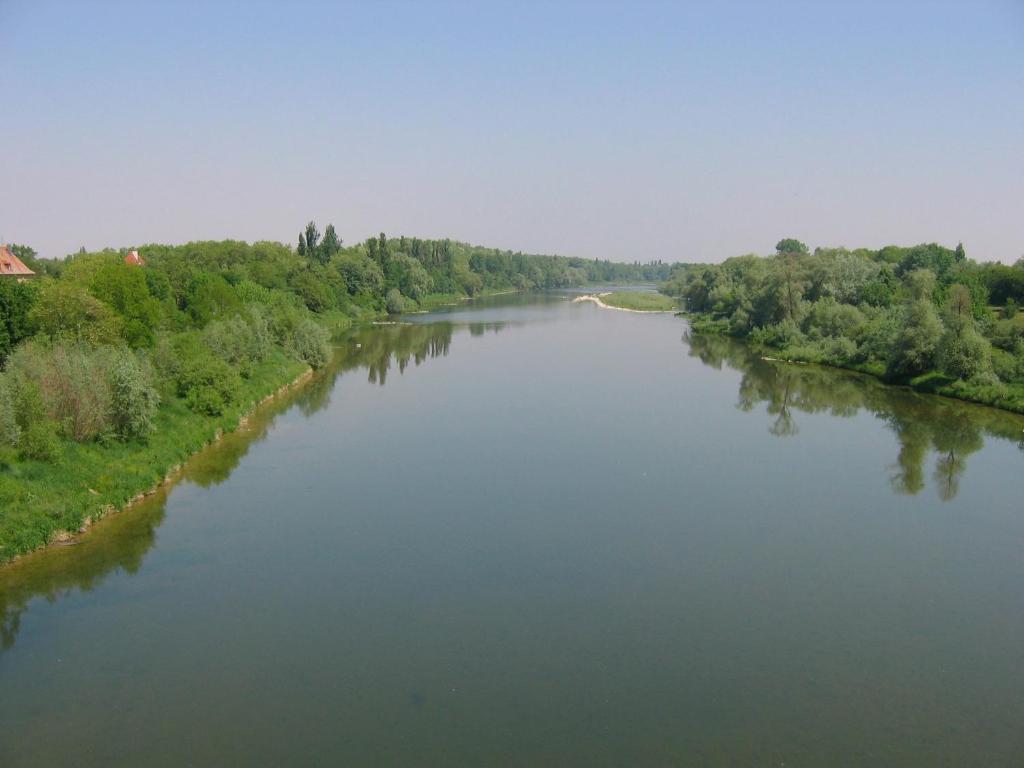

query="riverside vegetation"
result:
[599,291,677,312]
[663,239,1024,413]
[0,227,669,562]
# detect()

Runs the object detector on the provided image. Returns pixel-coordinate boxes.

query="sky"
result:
[1,0,1022,263]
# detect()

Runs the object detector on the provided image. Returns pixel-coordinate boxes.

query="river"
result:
[2,292,1023,766]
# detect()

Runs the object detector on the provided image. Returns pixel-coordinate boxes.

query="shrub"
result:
[0,278,37,364]
[1003,298,1018,320]
[749,319,804,348]
[819,336,859,365]
[29,281,120,345]
[235,279,273,305]
[203,315,270,377]
[385,288,408,314]
[0,374,19,447]
[887,300,943,379]
[937,326,992,380]
[289,317,331,369]
[6,341,113,442]
[290,270,336,312]
[176,351,242,416]
[803,298,865,340]
[108,351,160,440]
[14,381,60,462]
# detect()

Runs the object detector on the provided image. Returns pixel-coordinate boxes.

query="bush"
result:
[6,341,113,442]
[29,281,120,345]
[0,374,20,447]
[176,351,242,416]
[290,269,337,313]
[937,326,992,380]
[289,318,331,369]
[991,347,1023,384]
[749,319,804,348]
[203,314,270,377]
[235,279,272,305]
[108,351,160,440]
[819,336,859,365]
[14,381,60,461]
[887,300,943,380]
[803,298,865,340]
[385,288,408,314]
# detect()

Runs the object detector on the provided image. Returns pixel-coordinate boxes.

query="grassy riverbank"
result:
[0,352,309,563]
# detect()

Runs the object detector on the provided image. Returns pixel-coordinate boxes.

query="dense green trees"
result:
[0,280,36,364]
[667,240,1024,412]
[0,223,668,465]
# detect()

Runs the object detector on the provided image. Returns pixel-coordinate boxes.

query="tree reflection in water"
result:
[685,331,1023,502]
[0,321,500,653]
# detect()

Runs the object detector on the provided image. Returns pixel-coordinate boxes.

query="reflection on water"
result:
[4,319,1020,659]
[684,332,1024,501]
[0,321,480,653]
[3,302,1024,765]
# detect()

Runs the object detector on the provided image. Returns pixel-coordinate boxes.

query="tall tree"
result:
[319,224,342,265]
[775,238,809,255]
[304,221,321,255]
[887,270,944,379]
[936,283,991,379]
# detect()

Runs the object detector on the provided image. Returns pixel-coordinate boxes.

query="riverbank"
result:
[0,352,313,565]
[685,317,1024,416]
[573,291,677,313]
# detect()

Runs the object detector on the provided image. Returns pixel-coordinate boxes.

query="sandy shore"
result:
[571,292,674,314]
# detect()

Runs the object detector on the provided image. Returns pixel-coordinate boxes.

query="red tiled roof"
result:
[0,245,35,276]
[125,250,145,266]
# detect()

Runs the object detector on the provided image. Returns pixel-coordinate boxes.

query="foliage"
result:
[0,374,19,447]
[0,279,37,364]
[288,318,331,369]
[599,291,676,311]
[775,238,809,255]
[667,239,1022,397]
[175,343,243,416]
[29,280,120,345]
[385,288,408,314]
[203,314,271,376]
[0,224,674,560]
[108,350,160,440]
[13,381,60,462]
[938,325,991,380]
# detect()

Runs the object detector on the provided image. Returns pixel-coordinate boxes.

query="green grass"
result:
[412,292,468,311]
[600,291,677,311]
[0,351,309,563]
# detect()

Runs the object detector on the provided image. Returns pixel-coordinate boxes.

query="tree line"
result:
[664,239,1024,412]
[0,226,668,465]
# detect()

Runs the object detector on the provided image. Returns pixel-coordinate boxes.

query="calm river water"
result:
[2,292,1023,766]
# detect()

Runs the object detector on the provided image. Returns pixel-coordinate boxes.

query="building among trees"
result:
[0,245,35,279]
[124,249,145,266]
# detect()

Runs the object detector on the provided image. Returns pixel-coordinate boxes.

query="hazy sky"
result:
[2,1,1022,263]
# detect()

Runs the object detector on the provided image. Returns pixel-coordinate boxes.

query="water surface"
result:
[2,293,1023,766]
